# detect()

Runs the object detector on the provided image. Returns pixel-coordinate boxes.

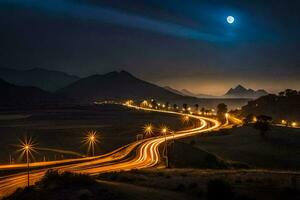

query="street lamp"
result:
[161,126,168,167]
[143,124,153,137]
[17,136,37,187]
[83,131,99,156]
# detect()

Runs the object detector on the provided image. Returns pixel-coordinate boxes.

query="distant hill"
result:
[224,85,268,99]
[0,68,79,92]
[56,71,249,109]
[163,86,184,96]
[0,78,62,107]
[57,71,196,103]
[164,87,216,98]
[242,90,300,121]
[180,89,196,97]
[180,89,216,98]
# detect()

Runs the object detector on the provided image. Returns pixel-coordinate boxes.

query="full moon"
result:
[227,16,235,24]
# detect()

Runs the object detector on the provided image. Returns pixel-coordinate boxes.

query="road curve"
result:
[0,104,221,198]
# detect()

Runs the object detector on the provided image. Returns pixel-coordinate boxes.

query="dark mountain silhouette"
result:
[180,89,196,97]
[0,78,62,107]
[181,89,216,98]
[163,86,184,96]
[57,71,196,103]
[164,86,216,98]
[242,89,300,121]
[0,68,79,92]
[56,71,249,108]
[224,85,268,99]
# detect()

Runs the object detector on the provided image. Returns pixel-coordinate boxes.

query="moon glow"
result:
[227,16,235,24]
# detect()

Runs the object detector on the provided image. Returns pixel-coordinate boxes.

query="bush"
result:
[39,170,95,189]
[206,179,234,200]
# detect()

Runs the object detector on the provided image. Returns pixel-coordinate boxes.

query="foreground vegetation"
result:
[99,168,300,200]
[7,168,300,200]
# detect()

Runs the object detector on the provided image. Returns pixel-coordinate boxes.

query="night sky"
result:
[0,0,299,95]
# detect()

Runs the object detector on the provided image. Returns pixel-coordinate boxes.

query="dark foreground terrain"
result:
[5,169,300,200]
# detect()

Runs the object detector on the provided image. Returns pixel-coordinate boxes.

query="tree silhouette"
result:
[244,113,255,124]
[254,115,272,137]
[165,102,170,109]
[217,103,228,122]
[151,99,158,109]
[194,104,199,112]
[182,103,188,111]
[201,107,205,114]
[173,104,178,110]
[285,89,297,97]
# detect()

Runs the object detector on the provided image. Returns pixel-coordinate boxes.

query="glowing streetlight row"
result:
[16,131,100,187]
[143,124,170,138]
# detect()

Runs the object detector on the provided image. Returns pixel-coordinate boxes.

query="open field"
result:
[181,126,300,170]
[0,104,198,164]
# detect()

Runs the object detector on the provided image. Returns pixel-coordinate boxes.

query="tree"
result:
[244,114,255,124]
[165,102,170,109]
[278,91,285,96]
[201,107,205,115]
[182,104,188,111]
[254,115,272,137]
[151,99,158,109]
[194,104,199,112]
[217,103,228,122]
[173,104,178,110]
[285,89,298,97]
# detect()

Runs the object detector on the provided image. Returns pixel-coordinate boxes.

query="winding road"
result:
[0,104,222,198]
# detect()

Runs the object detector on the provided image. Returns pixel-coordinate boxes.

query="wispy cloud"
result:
[1,0,231,42]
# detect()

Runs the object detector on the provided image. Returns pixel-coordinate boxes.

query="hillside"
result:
[57,71,197,103]
[241,90,300,121]
[0,78,62,107]
[0,68,79,92]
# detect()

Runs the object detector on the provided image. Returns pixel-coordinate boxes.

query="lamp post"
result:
[143,124,153,138]
[161,127,168,167]
[25,145,30,187]
[17,137,36,187]
[84,131,99,157]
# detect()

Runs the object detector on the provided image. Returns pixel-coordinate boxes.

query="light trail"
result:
[0,104,221,198]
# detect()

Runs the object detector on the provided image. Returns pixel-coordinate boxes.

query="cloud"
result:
[0,0,231,42]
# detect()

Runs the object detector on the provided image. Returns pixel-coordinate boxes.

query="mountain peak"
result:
[224,85,268,99]
[57,70,184,102]
[235,84,247,90]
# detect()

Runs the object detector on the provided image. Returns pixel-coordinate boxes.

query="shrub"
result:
[39,170,95,189]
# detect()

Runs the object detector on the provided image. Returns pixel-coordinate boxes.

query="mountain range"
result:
[56,70,196,103]
[165,85,268,99]
[224,85,268,99]
[0,78,61,107]
[0,68,261,108]
[0,68,79,92]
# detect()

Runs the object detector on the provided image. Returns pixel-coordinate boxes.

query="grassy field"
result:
[181,125,300,170]
[0,104,197,164]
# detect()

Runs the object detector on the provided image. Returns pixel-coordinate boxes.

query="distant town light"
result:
[253,116,257,122]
